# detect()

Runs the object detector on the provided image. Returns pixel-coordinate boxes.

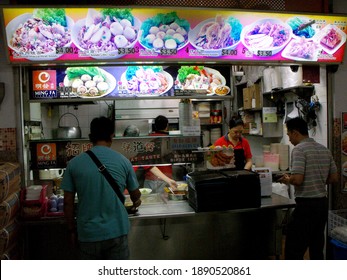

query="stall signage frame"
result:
[341,112,347,192]
[2,7,347,64]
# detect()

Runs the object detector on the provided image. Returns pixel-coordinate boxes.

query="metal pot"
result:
[56,113,81,139]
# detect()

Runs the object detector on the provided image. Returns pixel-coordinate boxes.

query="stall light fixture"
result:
[290,65,299,72]
[233,71,244,82]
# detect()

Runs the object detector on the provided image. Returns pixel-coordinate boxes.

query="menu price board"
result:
[30,65,231,99]
[2,7,347,64]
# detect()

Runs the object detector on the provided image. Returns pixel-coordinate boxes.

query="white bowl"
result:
[240,18,292,56]
[72,16,141,60]
[175,66,226,94]
[139,188,152,195]
[343,162,347,177]
[138,15,190,53]
[120,69,173,96]
[342,131,347,156]
[6,13,74,61]
[63,67,116,98]
[188,17,241,57]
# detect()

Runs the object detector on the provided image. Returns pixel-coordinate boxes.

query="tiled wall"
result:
[0,128,17,162]
[40,102,112,139]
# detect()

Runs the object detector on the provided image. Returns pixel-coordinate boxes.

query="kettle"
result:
[56,113,82,139]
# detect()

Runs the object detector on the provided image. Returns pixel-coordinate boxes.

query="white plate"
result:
[120,69,173,96]
[281,37,320,61]
[188,17,241,57]
[63,68,116,98]
[286,16,318,40]
[240,18,292,56]
[176,66,226,95]
[6,13,74,61]
[342,131,347,156]
[72,16,141,60]
[315,24,347,55]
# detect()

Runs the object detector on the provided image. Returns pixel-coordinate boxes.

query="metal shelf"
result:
[262,85,315,102]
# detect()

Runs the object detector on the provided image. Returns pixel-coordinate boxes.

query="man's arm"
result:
[279,173,304,187]
[129,188,141,209]
[327,172,338,184]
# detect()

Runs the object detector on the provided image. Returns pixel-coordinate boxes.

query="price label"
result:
[56,47,78,55]
[222,49,238,56]
[118,47,139,55]
[160,48,177,56]
[257,50,273,57]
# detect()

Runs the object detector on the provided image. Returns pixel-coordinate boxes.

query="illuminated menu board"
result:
[30,65,231,99]
[2,7,347,64]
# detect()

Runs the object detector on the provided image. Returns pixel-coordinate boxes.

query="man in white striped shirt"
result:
[279,117,338,259]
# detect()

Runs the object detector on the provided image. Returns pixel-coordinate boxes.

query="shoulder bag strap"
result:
[86,150,125,204]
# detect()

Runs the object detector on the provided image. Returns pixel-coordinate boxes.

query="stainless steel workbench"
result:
[22,193,295,260]
[130,193,295,219]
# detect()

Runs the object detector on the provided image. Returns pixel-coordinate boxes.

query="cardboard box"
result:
[242,87,252,109]
[250,84,262,109]
[243,84,262,109]
[0,162,21,202]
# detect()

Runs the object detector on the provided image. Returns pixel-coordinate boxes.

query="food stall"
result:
[1,6,347,259]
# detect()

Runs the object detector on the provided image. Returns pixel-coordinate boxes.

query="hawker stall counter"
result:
[23,193,294,259]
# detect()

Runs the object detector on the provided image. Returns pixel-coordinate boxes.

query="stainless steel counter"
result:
[130,193,295,220]
[23,193,295,259]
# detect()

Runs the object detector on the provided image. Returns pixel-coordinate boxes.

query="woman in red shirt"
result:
[214,118,253,170]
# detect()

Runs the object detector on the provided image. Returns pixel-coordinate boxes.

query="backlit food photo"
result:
[241,18,292,55]
[139,11,190,51]
[72,8,141,59]
[188,15,242,55]
[63,66,116,98]
[6,8,73,60]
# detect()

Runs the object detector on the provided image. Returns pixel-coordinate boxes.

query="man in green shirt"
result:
[62,117,141,259]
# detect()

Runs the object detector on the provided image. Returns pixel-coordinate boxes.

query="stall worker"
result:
[213,118,253,170]
[123,124,177,193]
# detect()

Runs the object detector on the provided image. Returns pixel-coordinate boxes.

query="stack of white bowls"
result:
[26,185,43,201]
[210,128,222,144]
[202,130,210,147]
[270,143,281,154]
[279,144,290,171]
[197,102,211,118]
